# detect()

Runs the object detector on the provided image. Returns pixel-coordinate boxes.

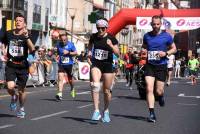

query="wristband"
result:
[25,36,30,40]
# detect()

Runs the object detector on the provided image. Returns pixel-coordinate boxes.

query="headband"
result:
[96,19,108,28]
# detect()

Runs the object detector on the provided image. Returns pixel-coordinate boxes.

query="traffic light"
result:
[88,10,103,23]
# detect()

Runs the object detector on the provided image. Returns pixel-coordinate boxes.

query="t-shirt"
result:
[143,31,173,65]
[89,33,118,63]
[57,41,76,66]
[188,59,199,71]
[167,55,175,68]
[2,30,29,68]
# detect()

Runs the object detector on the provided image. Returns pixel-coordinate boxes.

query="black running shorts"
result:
[58,64,73,78]
[144,63,167,82]
[91,61,113,73]
[5,66,29,89]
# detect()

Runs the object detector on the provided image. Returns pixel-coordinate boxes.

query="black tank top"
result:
[89,33,118,63]
[2,30,29,68]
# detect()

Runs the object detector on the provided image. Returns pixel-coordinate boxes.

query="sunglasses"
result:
[97,27,106,31]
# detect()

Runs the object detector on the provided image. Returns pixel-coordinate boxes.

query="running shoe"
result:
[55,94,62,101]
[102,111,111,123]
[17,110,26,118]
[158,95,165,107]
[148,112,156,123]
[70,88,76,98]
[10,95,18,111]
[91,111,101,121]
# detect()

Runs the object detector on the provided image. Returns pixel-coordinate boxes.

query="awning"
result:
[93,3,109,11]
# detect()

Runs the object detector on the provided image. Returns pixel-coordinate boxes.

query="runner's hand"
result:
[63,50,69,55]
[158,51,167,57]
[107,39,113,47]
[87,51,92,58]
[23,27,29,38]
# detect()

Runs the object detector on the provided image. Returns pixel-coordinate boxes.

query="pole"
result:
[71,15,75,42]
[11,0,15,30]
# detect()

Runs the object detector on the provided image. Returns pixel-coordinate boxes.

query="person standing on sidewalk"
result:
[2,14,35,118]
[55,31,77,101]
[88,18,119,123]
[166,54,175,86]
[142,15,176,122]
[188,54,199,85]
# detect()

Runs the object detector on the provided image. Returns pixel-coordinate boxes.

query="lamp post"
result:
[11,0,15,30]
[67,8,77,43]
[71,15,75,42]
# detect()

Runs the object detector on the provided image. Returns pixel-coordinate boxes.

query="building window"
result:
[0,0,11,8]
[33,4,41,23]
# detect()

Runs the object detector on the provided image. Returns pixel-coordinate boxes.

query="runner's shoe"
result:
[55,93,62,101]
[70,88,76,98]
[91,111,101,121]
[148,111,156,123]
[102,111,111,123]
[17,110,26,118]
[10,95,18,111]
[158,95,165,107]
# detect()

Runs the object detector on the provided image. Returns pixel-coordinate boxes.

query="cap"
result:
[59,30,67,36]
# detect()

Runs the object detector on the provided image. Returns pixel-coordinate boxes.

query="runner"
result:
[142,15,176,122]
[2,14,35,118]
[166,54,175,86]
[55,31,77,101]
[110,53,119,93]
[124,47,134,90]
[188,54,199,85]
[88,18,119,122]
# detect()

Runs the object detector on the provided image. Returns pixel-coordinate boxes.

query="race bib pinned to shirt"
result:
[61,56,69,63]
[148,51,160,61]
[8,41,24,57]
[94,49,108,60]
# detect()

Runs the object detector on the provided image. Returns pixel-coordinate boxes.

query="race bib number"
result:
[61,56,69,63]
[94,49,108,60]
[8,41,24,57]
[148,51,160,61]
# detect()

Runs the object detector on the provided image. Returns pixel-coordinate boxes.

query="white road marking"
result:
[177,103,198,106]
[0,124,15,129]
[76,91,90,95]
[31,111,69,121]
[77,104,93,109]
[178,93,200,99]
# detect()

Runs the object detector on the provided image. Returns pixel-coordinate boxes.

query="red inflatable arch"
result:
[107,8,200,36]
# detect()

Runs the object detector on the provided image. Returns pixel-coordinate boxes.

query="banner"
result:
[78,62,90,80]
[136,17,200,30]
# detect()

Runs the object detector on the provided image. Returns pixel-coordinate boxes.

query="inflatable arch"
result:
[107,8,200,35]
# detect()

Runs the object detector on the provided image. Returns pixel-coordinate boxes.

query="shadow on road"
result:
[40,98,58,102]
[41,98,92,103]
[0,113,16,118]
[66,99,92,102]
[112,114,147,122]
[62,116,98,125]
[116,95,142,101]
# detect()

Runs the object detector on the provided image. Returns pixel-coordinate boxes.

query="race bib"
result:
[94,49,108,60]
[8,41,24,57]
[148,51,160,61]
[61,56,69,63]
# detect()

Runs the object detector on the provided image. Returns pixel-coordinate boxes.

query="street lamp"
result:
[11,0,15,30]
[70,15,75,42]
[67,8,77,42]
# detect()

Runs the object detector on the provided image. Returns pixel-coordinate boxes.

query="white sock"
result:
[95,109,99,112]
[20,107,24,111]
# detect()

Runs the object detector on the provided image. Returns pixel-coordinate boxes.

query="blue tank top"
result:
[56,41,76,66]
[143,31,173,65]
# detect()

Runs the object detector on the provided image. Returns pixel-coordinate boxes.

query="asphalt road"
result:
[0,78,200,134]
